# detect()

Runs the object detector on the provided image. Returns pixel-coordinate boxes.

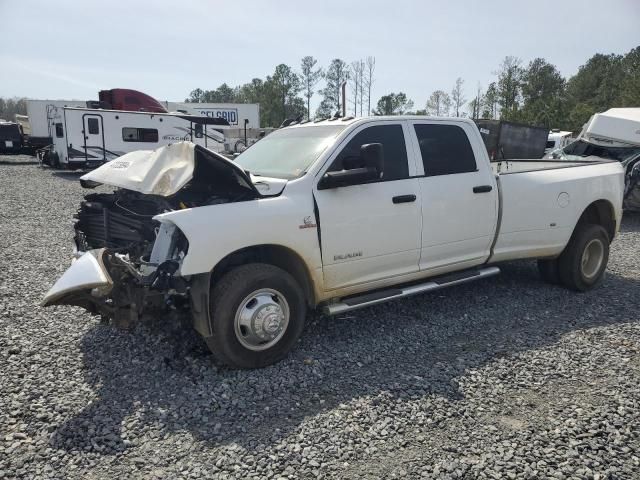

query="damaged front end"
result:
[42,141,266,328]
[42,241,187,329]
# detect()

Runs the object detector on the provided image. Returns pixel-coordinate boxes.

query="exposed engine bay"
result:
[43,142,270,328]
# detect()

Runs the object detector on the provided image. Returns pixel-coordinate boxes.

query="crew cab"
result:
[42,116,625,368]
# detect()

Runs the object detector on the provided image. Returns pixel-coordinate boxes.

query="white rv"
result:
[45,107,228,169]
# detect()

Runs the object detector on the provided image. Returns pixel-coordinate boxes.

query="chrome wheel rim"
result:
[581,238,605,280]
[234,288,290,351]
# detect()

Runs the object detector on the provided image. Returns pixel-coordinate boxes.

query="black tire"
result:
[51,152,60,169]
[537,258,561,285]
[206,263,306,368]
[558,224,609,292]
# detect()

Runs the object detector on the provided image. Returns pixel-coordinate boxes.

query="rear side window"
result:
[122,127,158,142]
[414,124,477,176]
[330,124,409,181]
[55,123,64,138]
[87,118,100,135]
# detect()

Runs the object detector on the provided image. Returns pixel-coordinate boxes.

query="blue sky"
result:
[0,0,638,113]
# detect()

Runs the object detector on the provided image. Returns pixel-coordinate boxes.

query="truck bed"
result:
[490,158,624,263]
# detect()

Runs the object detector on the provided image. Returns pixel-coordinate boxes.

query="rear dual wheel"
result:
[538,223,609,291]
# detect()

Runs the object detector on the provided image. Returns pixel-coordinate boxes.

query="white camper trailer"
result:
[45,107,228,169]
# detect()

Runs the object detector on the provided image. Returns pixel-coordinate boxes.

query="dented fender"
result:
[41,249,112,307]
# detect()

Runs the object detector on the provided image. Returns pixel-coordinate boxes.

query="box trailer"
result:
[474,119,549,160]
[25,100,87,149]
[42,107,228,169]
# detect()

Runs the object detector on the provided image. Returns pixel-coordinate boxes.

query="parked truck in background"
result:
[0,121,24,153]
[43,116,624,368]
[545,108,640,211]
[545,129,573,155]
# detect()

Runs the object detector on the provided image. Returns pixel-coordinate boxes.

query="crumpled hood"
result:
[79,142,287,197]
[80,142,197,196]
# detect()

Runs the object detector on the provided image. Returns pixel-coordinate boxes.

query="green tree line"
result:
[419,46,640,131]
[186,46,639,131]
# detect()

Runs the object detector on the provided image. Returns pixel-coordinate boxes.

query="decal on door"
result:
[333,251,363,261]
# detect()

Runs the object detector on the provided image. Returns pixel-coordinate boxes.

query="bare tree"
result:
[451,77,466,117]
[349,60,365,116]
[300,56,323,120]
[468,82,483,118]
[358,59,365,116]
[363,56,376,116]
[425,90,451,116]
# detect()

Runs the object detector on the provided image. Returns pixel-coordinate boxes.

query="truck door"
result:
[314,122,422,290]
[409,120,498,272]
[82,114,105,161]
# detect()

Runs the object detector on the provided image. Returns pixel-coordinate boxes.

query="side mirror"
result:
[317,143,384,190]
[360,143,384,176]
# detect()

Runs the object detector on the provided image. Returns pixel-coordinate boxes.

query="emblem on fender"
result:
[299,216,317,229]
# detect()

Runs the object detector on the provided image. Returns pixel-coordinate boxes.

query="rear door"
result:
[82,114,105,161]
[408,120,498,272]
[314,121,422,290]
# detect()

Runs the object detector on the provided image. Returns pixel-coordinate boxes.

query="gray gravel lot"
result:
[0,154,639,479]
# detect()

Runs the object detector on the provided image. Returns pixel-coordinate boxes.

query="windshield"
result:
[551,139,640,163]
[235,125,346,179]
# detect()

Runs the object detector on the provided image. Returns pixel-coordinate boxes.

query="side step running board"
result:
[323,266,500,316]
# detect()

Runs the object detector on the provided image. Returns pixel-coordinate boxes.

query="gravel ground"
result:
[0,154,639,479]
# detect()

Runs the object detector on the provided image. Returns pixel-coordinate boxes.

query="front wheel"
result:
[558,224,609,292]
[206,263,306,368]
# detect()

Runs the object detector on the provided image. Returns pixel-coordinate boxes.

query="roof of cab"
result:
[284,115,475,129]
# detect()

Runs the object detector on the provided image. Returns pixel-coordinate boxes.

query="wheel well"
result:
[578,200,616,241]
[211,245,316,306]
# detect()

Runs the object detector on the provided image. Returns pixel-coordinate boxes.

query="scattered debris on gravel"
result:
[1,155,639,479]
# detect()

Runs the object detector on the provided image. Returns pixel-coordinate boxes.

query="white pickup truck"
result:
[43,116,625,368]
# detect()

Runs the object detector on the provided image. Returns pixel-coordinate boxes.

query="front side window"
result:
[55,123,64,138]
[122,127,158,143]
[414,124,477,176]
[328,124,409,181]
[87,118,100,135]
